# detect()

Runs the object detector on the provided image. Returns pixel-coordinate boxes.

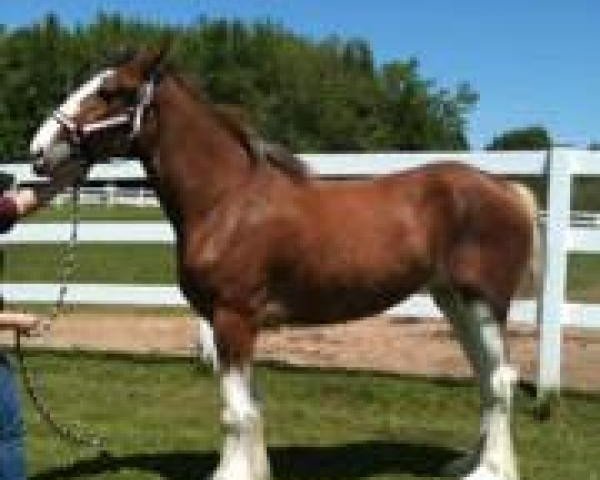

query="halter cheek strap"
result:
[132,77,155,138]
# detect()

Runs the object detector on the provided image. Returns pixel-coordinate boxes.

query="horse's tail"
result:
[507,182,541,292]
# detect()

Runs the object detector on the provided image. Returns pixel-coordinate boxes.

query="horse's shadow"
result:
[31,440,459,479]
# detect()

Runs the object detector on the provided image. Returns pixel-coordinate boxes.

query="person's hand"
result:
[15,177,78,214]
[5,189,39,217]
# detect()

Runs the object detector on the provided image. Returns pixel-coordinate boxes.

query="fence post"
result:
[537,148,572,399]
[106,182,116,206]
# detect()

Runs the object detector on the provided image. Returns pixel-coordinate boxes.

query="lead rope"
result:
[15,183,109,452]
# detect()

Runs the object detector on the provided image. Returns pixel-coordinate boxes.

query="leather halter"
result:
[51,74,157,147]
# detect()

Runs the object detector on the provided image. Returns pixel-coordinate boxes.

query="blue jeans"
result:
[0,353,25,480]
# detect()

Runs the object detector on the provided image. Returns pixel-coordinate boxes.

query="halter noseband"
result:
[52,75,157,147]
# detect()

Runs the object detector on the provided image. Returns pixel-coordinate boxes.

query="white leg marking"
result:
[460,301,519,480]
[212,366,270,480]
[433,290,518,480]
[197,317,219,371]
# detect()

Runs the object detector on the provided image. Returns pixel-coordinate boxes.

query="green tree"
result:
[0,13,478,157]
[485,125,552,151]
[377,60,477,150]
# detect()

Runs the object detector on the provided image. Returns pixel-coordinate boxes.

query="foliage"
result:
[0,13,477,157]
[589,142,600,151]
[485,125,552,151]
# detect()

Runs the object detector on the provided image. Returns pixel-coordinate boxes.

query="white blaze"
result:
[29,69,115,155]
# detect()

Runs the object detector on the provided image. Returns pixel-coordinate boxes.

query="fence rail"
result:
[4,149,600,394]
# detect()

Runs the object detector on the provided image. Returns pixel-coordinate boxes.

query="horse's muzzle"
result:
[32,156,48,176]
[31,142,74,177]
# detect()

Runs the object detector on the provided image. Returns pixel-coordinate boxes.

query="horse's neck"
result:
[138,77,252,231]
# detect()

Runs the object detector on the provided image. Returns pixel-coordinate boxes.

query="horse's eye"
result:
[122,90,138,105]
[98,87,137,105]
[97,88,116,103]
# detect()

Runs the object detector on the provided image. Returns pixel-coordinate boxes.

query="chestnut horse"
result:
[30,49,536,480]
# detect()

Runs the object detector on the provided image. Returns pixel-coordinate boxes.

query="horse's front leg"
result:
[209,306,270,480]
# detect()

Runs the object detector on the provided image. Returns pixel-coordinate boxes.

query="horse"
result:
[29,47,537,480]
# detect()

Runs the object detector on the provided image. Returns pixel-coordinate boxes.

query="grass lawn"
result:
[4,205,600,308]
[568,254,600,302]
[4,244,176,284]
[25,205,165,222]
[18,352,600,480]
[5,246,600,302]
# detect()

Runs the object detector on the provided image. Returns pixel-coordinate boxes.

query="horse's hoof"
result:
[462,464,518,480]
[209,467,270,480]
[442,450,479,476]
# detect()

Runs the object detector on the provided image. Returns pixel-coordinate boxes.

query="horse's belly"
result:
[263,208,434,324]
[266,267,428,325]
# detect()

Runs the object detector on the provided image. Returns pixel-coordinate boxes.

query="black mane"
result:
[109,48,312,181]
[171,73,311,182]
[211,104,311,182]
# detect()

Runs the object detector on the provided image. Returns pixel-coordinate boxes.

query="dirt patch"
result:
[3,314,599,392]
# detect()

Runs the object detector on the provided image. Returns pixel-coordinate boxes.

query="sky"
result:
[2,0,599,149]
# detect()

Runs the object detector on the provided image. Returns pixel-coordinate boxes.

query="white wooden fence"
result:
[51,185,159,207]
[3,149,600,395]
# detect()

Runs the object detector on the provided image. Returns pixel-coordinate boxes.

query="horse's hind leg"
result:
[209,307,270,480]
[432,287,518,480]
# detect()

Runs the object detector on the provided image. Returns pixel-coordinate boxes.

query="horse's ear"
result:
[135,38,171,78]
[155,34,173,67]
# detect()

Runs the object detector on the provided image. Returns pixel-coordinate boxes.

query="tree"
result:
[376,60,477,150]
[588,142,600,151]
[0,13,478,157]
[485,125,552,151]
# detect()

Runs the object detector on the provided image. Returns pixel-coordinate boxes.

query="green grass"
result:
[17,352,600,479]
[5,245,600,302]
[568,254,600,302]
[5,205,600,304]
[25,205,164,222]
[4,244,176,284]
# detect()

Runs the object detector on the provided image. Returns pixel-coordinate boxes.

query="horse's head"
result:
[29,47,167,182]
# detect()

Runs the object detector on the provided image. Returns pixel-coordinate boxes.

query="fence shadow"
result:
[30,440,459,479]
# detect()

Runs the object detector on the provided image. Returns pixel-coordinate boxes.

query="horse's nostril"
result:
[31,148,43,162]
[32,157,46,176]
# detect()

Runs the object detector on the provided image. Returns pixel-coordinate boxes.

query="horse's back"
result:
[267,160,534,321]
